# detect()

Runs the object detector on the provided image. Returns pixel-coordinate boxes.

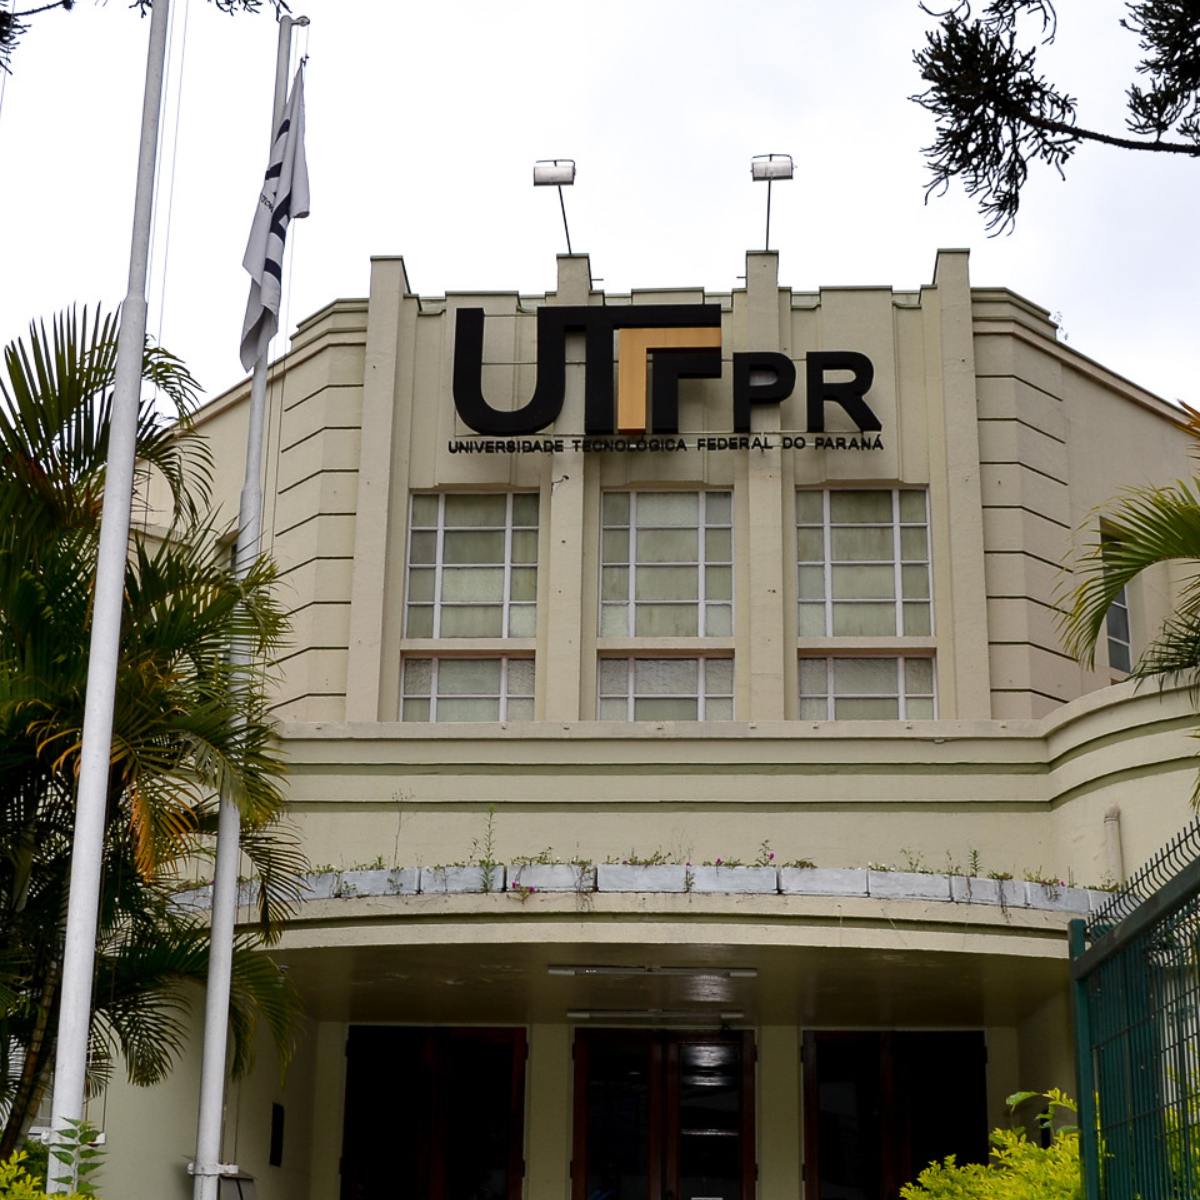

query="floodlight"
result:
[750,153,794,251]
[533,158,577,254]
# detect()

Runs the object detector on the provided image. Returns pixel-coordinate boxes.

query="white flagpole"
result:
[46,0,172,1191]
[190,16,302,1199]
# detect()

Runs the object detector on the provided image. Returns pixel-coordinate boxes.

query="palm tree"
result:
[1062,404,1200,690]
[0,308,305,1154]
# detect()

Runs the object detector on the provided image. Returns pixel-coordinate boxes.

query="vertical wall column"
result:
[346,258,415,722]
[760,1025,803,1199]
[526,1024,572,1200]
[739,252,787,719]
[541,255,592,720]
[307,1022,349,1198]
[926,249,992,718]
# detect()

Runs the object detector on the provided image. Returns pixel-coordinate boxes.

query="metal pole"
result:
[46,0,172,1190]
[190,17,295,1200]
[557,184,572,254]
[765,179,772,252]
[1070,919,1102,1200]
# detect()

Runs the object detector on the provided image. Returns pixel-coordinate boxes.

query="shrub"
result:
[0,1152,89,1199]
[900,1089,1081,1200]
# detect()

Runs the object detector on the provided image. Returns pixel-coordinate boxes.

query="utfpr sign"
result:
[452,304,881,437]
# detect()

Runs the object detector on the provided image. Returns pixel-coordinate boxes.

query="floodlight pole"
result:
[764,179,773,252]
[190,16,299,1200]
[558,185,573,255]
[45,0,172,1190]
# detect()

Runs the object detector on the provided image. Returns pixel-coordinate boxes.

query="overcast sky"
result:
[0,0,1195,408]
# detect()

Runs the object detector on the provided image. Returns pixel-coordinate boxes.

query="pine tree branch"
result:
[1025,109,1200,155]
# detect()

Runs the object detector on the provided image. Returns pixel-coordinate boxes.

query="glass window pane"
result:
[904,658,934,694]
[636,566,698,601]
[602,492,630,525]
[795,492,823,524]
[1109,638,1132,673]
[599,659,628,693]
[906,697,935,719]
[438,659,502,694]
[706,566,733,601]
[601,604,629,636]
[899,491,926,522]
[900,527,928,560]
[833,657,897,694]
[443,530,505,564]
[798,659,828,693]
[705,528,733,563]
[635,604,699,637]
[835,696,899,720]
[507,606,536,637]
[441,567,504,603]
[799,698,828,719]
[406,606,434,638]
[830,491,892,524]
[797,529,824,561]
[602,529,629,563]
[798,565,825,600]
[1106,602,1130,644]
[599,698,628,720]
[637,528,698,563]
[832,603,896,636]
[634,658,699,695]
[797,603,827,636]
[438,698,501,722]
[402,698,431,721]
[510,568,537,601]
[440,606,504,637]
[506,698,534,720]
[901,564,930,599]
[903,603,932,636]
[635,697,698,720]
[602,567,630,601]
[705,604,732,635]
[402,658,432,695]
[507,659,535,694]
[407,568,435,602]
[512,493,539,526]
[410,495,438,527]
[637,492,698,526]
[705,492,732,524]
[409,531,437,565]
[444,494,506,527]
[832,564,895,600]
[705,659,733,694]
[831,526,892,561]
[511,530,538,564]
[705,698,733,720]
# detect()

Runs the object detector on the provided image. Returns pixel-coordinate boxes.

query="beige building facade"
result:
[104,249,1198,1200]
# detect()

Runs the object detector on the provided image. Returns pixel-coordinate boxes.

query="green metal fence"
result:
[1071,820,1200,1200]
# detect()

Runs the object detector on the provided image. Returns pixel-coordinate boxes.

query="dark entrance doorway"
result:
[340,1026,527,1200]
[572,1030,755,1200]
[802,1031,989,1200]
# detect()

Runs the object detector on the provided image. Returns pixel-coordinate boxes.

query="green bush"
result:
[900,1089,1082,1200]
[0,1152,89,1200]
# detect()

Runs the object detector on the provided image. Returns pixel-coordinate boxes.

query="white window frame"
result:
[404,492,538,639]
[1106,584,1132,674]
[797,488,932,638]
[400,656,535,722]
[798,655,938,720]
[599,490,733,639]
[598,656,734,721]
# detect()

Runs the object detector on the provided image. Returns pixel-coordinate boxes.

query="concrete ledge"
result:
[419,865,504,894]
[597,865,688,892]
[690,866,778,894]
[869,870,952,901]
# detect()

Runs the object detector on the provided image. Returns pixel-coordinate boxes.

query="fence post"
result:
[1071,918,1102,1200]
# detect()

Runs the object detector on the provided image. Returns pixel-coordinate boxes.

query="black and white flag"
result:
[240,66,310,371]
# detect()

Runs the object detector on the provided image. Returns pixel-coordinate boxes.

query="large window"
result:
[401,657,534,722]
[1106,585,1132,673]
[598,657,733,721]
[600,491,732,637]
[405,493,539,638]
[797,489,930,637]
[798,656,935,720]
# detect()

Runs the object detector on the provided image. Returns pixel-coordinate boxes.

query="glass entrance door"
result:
[572,1031,755,1200]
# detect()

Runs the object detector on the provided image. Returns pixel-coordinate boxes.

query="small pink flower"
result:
[715,857,723,866]
[769,852,776,861]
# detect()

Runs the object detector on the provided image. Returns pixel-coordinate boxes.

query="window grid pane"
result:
[598,658,734,721]
[405,493,539,638]
[601,492,733,637]
[401,656,535,722]
[1107,587,1132,673]
[797,489,931,637]
[798,656,937,720]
